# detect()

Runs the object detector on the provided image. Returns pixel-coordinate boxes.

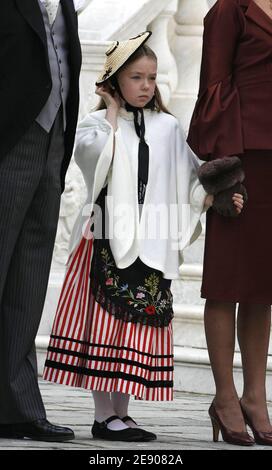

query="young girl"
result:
[43,31,243,442]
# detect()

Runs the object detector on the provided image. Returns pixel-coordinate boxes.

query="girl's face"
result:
[117,56,157,108]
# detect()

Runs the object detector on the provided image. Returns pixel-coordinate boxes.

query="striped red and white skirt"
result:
[43,235,174,401]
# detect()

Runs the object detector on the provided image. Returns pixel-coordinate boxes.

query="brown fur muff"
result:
[197,156,248,217]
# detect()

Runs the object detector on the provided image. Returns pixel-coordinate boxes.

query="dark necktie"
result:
[125,103,150,204]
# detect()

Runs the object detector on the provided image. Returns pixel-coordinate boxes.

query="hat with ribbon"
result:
[96,31,152,85]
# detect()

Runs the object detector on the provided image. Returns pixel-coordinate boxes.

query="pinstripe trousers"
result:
[0,110,64,423]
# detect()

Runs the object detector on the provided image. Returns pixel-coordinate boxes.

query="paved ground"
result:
[0,379,271,451]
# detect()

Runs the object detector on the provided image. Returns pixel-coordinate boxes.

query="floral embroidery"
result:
[99,247,173,316]
[145,305,156,315]
[136,292,145,299]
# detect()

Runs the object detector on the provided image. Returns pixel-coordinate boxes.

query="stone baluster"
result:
[170,1,211,313]
[147,0,178,105]
[169,0,210,130]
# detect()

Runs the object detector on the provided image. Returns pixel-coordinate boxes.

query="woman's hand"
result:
[232,193,244,214]
[95,83,122,111]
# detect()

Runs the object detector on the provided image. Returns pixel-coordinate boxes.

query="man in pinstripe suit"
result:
[0,0,83,441]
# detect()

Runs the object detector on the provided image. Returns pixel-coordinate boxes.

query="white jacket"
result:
[70,107,207,279]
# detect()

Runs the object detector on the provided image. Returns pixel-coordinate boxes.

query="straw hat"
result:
[96,31,152,85]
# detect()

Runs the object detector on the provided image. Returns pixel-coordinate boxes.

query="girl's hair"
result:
[95,44,172,115]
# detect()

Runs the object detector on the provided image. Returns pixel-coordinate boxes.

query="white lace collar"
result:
[118,106,153,121]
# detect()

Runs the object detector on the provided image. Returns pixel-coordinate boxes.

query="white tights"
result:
[92,391,132,431]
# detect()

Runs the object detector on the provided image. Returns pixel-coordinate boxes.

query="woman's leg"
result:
[204,299,246,431]
[238,302,272,431]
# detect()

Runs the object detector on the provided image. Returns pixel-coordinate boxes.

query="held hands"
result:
[204,194,214,209]
[205,193,244,215]
[232,193,244,214]
[198,157,248,217]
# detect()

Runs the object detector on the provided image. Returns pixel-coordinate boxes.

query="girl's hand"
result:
[204,194,214,209]
[232,193,244,214]
[95,83,122,111]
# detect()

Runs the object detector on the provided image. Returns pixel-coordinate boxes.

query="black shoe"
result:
[0,419,75,442]
[92,415,153,442]
[122,415,157,441]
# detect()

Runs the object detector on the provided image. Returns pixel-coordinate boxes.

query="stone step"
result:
[174,345,272,400]
[174,303,272,354]
[172,261,204,306]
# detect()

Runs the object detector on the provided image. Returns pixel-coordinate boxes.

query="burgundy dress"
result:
[187,0,272,302]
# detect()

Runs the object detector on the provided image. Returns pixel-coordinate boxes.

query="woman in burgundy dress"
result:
[188,0,272,446]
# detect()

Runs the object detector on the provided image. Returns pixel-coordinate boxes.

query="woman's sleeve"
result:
[187,0,245,160]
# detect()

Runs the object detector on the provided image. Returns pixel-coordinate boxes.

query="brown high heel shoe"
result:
[240,401,272,446]
[209,401,255,446]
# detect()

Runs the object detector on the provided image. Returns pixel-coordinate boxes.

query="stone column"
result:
[147,0,178,104]
[167,0,210,309]
[169,0,210,131]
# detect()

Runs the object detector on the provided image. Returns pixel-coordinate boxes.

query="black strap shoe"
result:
[92,415,153,442]
[0,419,75,442]
[122,415,157,441]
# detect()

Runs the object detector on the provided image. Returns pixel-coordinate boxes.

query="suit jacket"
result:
[0,0,82,191]
[187,0,272,160]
